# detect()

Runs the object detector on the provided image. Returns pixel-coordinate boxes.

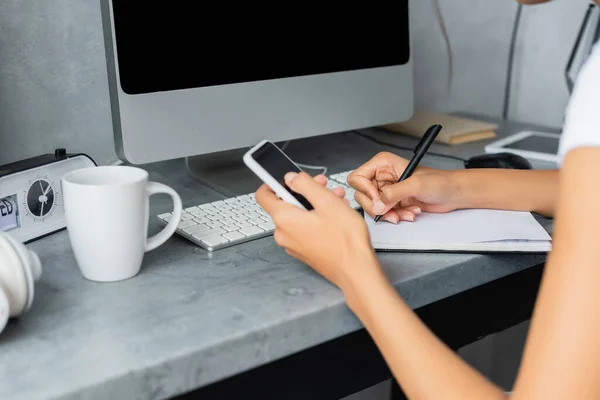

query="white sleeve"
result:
[558,42,600,164]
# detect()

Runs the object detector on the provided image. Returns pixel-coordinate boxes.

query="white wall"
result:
[0,0,114,165]
[414,0,591,130]
[510,0,591,128]
[412,0,519,118]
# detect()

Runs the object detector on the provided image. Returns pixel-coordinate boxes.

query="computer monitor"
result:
[99,1,414,165]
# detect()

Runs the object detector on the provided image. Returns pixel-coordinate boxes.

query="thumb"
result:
[284,171,333,208]
[379,177,420,212]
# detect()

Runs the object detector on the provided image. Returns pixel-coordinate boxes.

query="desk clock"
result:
[0,149,96,243]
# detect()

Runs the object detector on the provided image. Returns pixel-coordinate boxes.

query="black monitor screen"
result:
[111,2,410,95]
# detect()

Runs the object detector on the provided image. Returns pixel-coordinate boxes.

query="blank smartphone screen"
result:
[251,142,313,210]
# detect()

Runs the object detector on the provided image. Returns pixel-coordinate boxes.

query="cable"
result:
[111,160,124,166]
[295,163,327,176]
[431,0,453,94]
[565,4,597,93]
[502,4,523,120]
[280,141,291,151]
[275,141,328,175]
[351,130,467,163]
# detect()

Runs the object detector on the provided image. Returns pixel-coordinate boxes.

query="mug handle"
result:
[145,181,183,252]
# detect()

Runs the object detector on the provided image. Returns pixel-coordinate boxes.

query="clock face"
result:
[23,177,58,221]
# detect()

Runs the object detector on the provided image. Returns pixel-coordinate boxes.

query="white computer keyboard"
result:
[157,171,358,251]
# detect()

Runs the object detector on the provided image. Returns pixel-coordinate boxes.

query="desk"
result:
[0,118,555,400]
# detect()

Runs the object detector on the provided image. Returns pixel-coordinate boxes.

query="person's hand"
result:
[256,172,380,290]
[347,152,463,223]
[311,174,349,205]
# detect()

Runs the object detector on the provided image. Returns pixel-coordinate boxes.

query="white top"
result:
[558,42,600,163]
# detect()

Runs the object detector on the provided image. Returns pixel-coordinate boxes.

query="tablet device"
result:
[484,130,561,163]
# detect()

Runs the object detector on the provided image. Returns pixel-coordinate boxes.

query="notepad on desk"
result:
[381,110,498,145]
[365,209,552,253]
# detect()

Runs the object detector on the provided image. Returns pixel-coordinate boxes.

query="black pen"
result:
[373,124,443,223]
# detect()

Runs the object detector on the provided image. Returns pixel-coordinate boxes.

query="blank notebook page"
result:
[365,209,551,246]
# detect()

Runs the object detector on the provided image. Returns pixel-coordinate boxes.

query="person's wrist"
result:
[446,169,472,209]
[338,248,388,313]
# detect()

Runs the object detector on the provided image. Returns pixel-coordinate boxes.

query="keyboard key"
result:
[223,224,240,232]
[259,221,275,231]
[189,209,206,217]
[178,220,196,229]
[207,220,222,228]
[239,226,264,236]
[200,205,217,213]
[223,231,245,241]
[202,235,229,247]
[247,218,265,225]
[183,223,210,234]
[191,228,226,240]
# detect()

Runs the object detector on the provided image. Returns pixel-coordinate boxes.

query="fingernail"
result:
[384,215,399,224]
[373,200,386,214]
[284,172,297,183]
[401,214,415,222]
[409,206,421,214]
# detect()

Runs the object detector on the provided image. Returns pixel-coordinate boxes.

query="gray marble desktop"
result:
[0,122,554,400]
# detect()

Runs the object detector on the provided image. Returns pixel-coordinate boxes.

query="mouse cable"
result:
[295,163,328,176]
[278,140,329,176]
[351,130,467,163]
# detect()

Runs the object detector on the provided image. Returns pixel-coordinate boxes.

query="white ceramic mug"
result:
[61,166,182,282]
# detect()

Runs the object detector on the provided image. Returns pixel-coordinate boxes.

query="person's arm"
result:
[450,169,558,217]
[341,266,508,400]
[348,152,559,220]
[340,149,600,399]
[510,148,600,398]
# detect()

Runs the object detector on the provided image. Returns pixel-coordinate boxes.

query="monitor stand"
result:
[185,147,263,198]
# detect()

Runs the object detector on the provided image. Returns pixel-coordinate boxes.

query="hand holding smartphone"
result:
[243,140,314,210]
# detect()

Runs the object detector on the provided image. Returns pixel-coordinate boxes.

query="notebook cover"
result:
[371,239,552,254]
[374,248,550,255]
[381,110,498,145]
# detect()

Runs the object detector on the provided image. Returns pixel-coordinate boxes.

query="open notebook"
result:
[365,209,552,253]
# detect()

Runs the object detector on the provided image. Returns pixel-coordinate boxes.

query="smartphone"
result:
[243,140,313,210]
